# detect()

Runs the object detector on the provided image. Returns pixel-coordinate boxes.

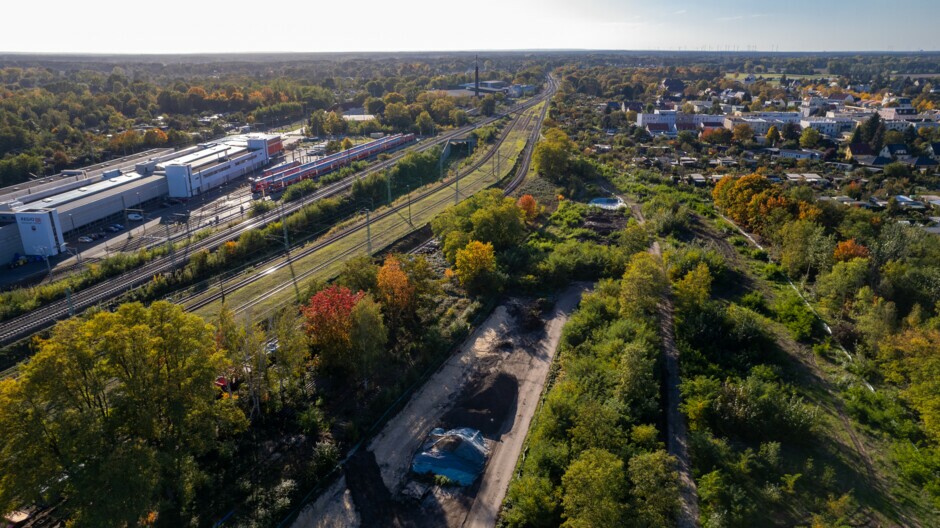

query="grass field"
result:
[193,101,545,319]
[724,72,829,86]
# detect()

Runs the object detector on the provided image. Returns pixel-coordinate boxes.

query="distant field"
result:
[890,72,940,79]
[724,72,829,85]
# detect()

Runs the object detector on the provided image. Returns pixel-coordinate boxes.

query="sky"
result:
[3,0,939,54]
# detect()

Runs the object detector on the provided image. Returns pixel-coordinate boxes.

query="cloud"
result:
[674,9,687,14]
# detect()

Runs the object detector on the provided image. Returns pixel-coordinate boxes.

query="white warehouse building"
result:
[0,134,282,262]
[161,135,282,198]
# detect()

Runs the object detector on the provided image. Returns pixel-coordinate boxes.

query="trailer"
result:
[250,134,415,194]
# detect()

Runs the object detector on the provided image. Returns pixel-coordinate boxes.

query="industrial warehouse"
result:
[0,134,283,264]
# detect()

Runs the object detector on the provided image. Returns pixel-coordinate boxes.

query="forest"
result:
[0,55,546,187]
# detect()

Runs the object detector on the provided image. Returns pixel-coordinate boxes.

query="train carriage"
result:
[250,134,415,194]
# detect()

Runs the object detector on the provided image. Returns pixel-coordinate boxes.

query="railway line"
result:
[0,80,553,348]
[181,76,554,319]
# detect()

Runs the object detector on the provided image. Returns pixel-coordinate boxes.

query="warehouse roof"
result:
[56,175,168,215]
[161,143,237,169]
[15,172,147,212]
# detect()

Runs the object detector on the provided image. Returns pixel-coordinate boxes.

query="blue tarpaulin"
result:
[411,427,488,486]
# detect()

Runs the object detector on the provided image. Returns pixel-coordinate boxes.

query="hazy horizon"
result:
[5,0,939,55]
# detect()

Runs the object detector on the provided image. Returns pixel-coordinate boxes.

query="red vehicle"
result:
[250,134,415,194]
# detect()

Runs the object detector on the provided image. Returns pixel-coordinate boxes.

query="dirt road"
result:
[463,284,591,528]
[620,189,700,528]
[290,285,590,528]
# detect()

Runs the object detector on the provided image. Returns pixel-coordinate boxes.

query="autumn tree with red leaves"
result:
[302,285,363,370]
[517,194,539,222]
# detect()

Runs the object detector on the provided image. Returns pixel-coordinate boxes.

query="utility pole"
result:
[279,203,301,303]
[495,148,500,183]
[66,287,74,316]
[365,209,372,255]
[386,168,392,205]
[164,223,175,267]
[407,185,412,226]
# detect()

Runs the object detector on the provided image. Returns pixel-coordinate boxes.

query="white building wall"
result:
[0,224,23,263]
[16,209,65,257]
[165,165,194,198]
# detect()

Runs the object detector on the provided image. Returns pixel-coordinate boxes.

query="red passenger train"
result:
[250,134,415,194]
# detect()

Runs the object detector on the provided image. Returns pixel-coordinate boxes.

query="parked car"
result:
[8,255,28,269]
[106,224,124,232]
[77,236,93,243]
[127,213,144,221]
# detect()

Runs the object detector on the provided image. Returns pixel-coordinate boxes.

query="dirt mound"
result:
[442,372,518,437]
[344,450,411,527]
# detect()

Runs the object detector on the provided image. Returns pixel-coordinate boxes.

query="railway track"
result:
[0,82,552,348]
[182,76,554,318]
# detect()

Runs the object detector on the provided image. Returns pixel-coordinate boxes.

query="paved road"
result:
[463,284,590,528]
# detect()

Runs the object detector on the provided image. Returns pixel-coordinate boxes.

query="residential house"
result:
[846,143,875,160]
[854,155,893,168]
[661,78,686,93]
[801,117,855,138]
[896,195,926,209]
[880,144,910,159]
[927,143,940,159]
[827,93,855,105]
[775,149,821,160]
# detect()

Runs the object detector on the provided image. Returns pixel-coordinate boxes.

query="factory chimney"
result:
[474,55,480,98]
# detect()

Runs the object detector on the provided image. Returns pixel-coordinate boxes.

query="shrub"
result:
[739,291,767,313]
[774,291,817,341]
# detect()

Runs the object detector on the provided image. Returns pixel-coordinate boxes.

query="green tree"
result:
[383,102,412,131]
[271,307,309,405]
[336,254,379,294]
[816,257,870,319]
[561,448,627,527]
[0,302,247,526]
[674,261,713,312]
[348,294,389,384]
[324,111,347,136]
[620,252,668,318]
[800,127,822,149]
[617,341,659,419]
[533,128,573,183]
[416,110,434,135]
[629,450,680,527]
[470,198,526,250]
[480,94,497,116]
[503,475,559,527]
[765,125,781,146]
[733,123,754,143]
[780,220,833,278]
[455,240,499,293]
[383,92,406,105]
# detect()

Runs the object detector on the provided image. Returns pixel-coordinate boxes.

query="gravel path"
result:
[463,284,591,528]
[619,187,700,527]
